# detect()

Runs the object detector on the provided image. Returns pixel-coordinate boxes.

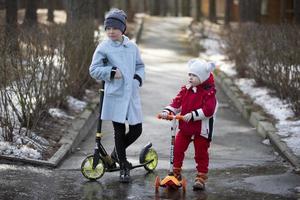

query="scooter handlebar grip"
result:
[157,114,172,120]
[175,115,184,121]
[157,114,184,121]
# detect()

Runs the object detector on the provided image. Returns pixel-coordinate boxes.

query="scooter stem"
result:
[169,118,177,173]
[157,114,183,174]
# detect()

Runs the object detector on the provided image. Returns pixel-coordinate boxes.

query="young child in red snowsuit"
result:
[160,59,218,190]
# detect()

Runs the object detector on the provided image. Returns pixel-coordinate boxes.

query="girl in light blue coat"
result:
[89,9,145,183]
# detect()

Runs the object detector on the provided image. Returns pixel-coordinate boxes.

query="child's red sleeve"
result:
[169,86,186,109]
[202,91,217,117]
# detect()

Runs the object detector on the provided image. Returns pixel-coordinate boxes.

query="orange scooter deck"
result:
[155,175,187,192]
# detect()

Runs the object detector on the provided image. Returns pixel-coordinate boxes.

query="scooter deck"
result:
[105,159,154,172]
[160,175,182,188]
[155,176,187,192]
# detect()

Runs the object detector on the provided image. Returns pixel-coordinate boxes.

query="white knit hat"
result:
[187,59,216,83]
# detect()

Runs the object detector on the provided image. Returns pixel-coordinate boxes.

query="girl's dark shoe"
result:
[111,149,118,163]
[111,149,132,169]
[119,164,131,183]
[124,160,132,169]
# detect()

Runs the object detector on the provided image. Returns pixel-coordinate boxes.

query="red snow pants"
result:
[173,131,210,173]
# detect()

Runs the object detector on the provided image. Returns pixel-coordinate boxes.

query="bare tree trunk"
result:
[47,0,54,22]
[66,0,94,23]
[280,0,286,23]
[294,0,300,24]
[98,0,110,23]
[175,0,179,16]
[181,0,190,16]
[150,0,160,16]
[94,0,100,20]
[125,0,134,22]
[161,0,168,16]
[143,0,148,13]
[5,0,18,26]
[225,0,233,25]
[24,0,38,25]
[5,0,19,52]
[239,0,261,22]
[195,0,202,21]
[254,0,262,23]
[65,0,95,98]
[209,0,216,22]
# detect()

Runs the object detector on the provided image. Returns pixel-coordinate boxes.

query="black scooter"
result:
[81,80,158,181]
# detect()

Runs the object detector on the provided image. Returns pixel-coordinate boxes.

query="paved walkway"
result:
[61,16,276,169]
[132,16,276,169]
[59,16,300,199]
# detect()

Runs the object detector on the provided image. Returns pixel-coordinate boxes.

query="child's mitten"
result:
[183,113,192,122]
[160,111,169,119]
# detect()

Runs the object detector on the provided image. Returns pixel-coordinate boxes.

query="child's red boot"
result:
[193,173,207,190]
[173,167,182,181]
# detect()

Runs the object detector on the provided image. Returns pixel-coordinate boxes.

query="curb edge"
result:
[215,70,300,172]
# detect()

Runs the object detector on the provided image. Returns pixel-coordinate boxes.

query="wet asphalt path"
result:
[1,16,300,200]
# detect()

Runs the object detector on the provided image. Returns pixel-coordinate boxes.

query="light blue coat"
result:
[89,35,145,125]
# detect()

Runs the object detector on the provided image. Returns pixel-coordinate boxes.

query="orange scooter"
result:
[155,114,187,193]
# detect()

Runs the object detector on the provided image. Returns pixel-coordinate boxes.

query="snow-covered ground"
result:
[0,96,87,160]
[199,26,300,157]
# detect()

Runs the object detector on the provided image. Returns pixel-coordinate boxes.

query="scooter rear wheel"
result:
[143,148,158,172]
[81,155,105,180]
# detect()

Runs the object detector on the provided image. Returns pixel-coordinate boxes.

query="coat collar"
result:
[185,73,215,93]
[185,84,197,93]
[108,35,130,47]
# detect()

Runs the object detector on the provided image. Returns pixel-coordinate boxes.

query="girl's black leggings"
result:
[112,121,142,164]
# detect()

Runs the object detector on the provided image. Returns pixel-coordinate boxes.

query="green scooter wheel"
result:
[143,148,158,172]
[81,155,105,180]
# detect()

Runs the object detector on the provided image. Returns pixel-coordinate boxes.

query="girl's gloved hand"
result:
[114,69,122,79]
[183,113,192,122]
[160,111,169,119]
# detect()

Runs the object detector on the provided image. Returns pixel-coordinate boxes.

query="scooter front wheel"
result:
[142,148,158,172]
[81,154,105,180]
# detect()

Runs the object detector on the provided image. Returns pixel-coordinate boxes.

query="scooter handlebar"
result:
[157,114,184,121]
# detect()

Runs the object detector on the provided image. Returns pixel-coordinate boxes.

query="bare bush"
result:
[63,20,96,99]
[0,22,100,141]
[222,23,300,115]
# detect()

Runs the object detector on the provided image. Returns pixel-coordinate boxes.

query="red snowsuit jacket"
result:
[165,74,218,141]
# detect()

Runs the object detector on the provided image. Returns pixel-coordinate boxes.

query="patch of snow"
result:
[0,127,50,160]
[283,136,300,157]
[1,94,89,161]
[0,128,3,141]
[199,38,236,77]
[200,39,221,56]
[0,141,41,160]
[218,61,237,76]
[48,108,74,119]
[200,31,300,158]
[67,96,87,112]
[262,139,270,146]
[236,78,294,122]
[235,78,300,156]
[85,89,95,95]
[295,186,300,193]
